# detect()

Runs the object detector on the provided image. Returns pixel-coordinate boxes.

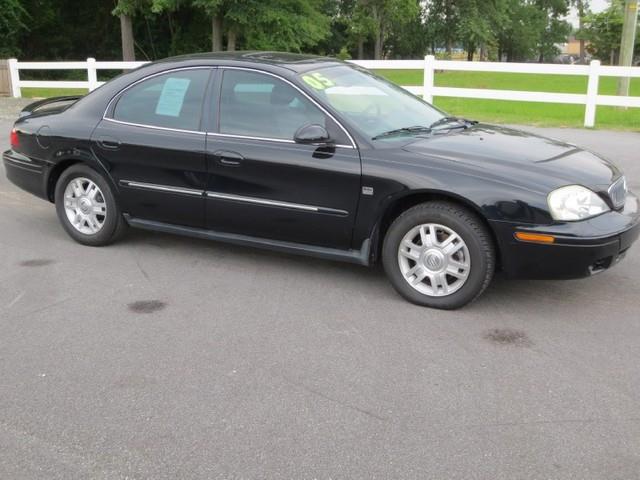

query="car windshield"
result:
[299,65,446,141]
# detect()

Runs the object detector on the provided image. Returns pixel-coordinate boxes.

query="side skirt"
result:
[124,215,371,266]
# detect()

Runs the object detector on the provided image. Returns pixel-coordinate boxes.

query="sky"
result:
[567,0,609,26]
[590,0,609,11]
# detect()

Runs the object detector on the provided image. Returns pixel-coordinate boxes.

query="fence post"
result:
[584,59,600,128]
[423,55,435,103]
[87,57,98,91]
[8,58,20,98]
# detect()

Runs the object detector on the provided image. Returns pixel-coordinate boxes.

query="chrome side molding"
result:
[206,191,349,216]
[119,180,349,216]
[119,180,204,196]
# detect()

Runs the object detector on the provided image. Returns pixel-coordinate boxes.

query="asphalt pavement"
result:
[1,116,639,479]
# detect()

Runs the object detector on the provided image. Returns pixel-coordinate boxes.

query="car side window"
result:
[112,69,210,131]
[219,69,348,144]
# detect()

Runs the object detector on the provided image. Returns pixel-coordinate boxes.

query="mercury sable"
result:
[4,52,639,309]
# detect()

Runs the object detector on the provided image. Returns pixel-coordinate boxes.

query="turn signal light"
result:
[10,128,19,149]
[514,232,556,244]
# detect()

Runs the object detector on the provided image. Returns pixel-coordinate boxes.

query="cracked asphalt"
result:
[1,114,639,479]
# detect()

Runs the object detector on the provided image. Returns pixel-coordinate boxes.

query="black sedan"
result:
[4,52,639,309]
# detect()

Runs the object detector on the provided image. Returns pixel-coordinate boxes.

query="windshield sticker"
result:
[155,77,191,117]
[302,72,335,90]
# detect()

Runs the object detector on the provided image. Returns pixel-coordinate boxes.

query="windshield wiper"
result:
[429,116,477,130]
[372,125,432,140]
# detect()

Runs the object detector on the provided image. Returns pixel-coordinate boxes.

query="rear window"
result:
[112,69,210,131]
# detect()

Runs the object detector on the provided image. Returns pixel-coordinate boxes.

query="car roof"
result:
[152,51,346,73]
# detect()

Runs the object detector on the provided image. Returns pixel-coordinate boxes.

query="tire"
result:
[54,164,127,246]
[382,201,495,309]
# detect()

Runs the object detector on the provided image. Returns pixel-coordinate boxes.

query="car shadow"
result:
[119,227,589,309]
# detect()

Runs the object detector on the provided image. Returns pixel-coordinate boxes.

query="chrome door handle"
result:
[97,136,121,150]
[214,150,244,167]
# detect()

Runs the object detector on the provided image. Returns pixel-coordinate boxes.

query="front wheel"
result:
[54,164,126,246]
[382,201,495,309]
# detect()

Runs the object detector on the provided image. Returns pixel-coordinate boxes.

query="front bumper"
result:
[3,149,49,200]
[491,192,640,279]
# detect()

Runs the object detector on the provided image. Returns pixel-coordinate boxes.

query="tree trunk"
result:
[372,6,383,60]
[227,27,236,51]
[578,15,586,63]
[211,14,223,51]
[467,45,474,61]
[374,31,383,60]
[120,14,136,61]
[617,0,639,97]
[357,37,364,60]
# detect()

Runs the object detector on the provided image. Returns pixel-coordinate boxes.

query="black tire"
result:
[54,164,127,246]
[382,201,495,309]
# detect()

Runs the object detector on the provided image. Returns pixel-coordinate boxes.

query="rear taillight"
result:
[10,128,19,149]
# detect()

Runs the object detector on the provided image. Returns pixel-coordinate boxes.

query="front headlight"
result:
[547,185,610,221]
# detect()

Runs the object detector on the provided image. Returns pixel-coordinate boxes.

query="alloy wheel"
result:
[397,223,471,297]
[63,177,107,235]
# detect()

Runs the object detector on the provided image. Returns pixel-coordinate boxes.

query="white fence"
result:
[7,58,148,97]
[7,55,640,127]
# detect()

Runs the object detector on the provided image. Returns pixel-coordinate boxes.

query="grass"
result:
[375,70,640,131]
[20,71,640,131]
[21,87,88,98]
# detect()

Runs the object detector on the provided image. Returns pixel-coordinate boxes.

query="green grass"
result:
[21,71,640,130]
[21,87,88,98]
[375,70,640,131]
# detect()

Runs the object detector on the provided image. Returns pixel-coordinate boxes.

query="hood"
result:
[403,124,620,193]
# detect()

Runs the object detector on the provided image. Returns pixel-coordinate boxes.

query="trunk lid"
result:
[19,95,83,119]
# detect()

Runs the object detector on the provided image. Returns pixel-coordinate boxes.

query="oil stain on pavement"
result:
[19,258,55,267]
[483,328,532,347]
[128,300,167,314]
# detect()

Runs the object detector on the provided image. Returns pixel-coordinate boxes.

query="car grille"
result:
[608,176,627,210]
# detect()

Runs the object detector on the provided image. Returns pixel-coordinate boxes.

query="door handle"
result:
[97,136,121,150]
[214,150,244,167]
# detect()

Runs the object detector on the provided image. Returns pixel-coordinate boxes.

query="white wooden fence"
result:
[7,55,640,127]
[6,58,147,97]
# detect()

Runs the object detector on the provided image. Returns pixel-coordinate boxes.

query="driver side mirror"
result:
[294,124,332,146]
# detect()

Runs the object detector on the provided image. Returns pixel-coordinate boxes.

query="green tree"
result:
[336,0,376,59]
[354,0,420,59]
[153,0,330,53]
[189,0,224,50]
[533,0,572,62]
[583,0,639,64]
[240,0,330,51]
[494,0,570,62]
[571,0,590,62]
[113,0,152,60]
[19,0,121,61]
[426,0,459,58]
[455,0,507,60]
[314,0,358,57]
[0,0,28,57]
[387,5,429,58]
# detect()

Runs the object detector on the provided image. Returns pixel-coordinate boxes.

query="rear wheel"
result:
[54,164,126,246]
[382,201,495,309]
